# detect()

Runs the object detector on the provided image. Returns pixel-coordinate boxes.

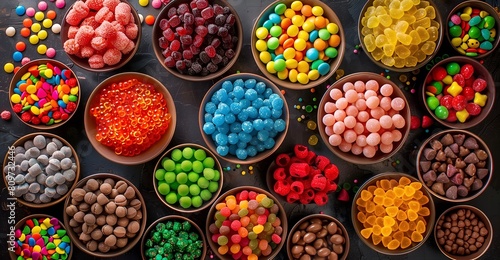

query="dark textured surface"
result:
[0,0,499,259]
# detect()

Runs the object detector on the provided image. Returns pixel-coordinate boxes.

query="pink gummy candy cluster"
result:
[64,0,138,69]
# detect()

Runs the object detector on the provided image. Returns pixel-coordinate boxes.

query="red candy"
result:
[466,103,481,116]
[290,181,304,194]
[273,168,286,181]
[422,115,433,128]
[294,144,308,158]
[289,163,309,178]
[440,95,453,109]
[460,64,474,79]
[311,174,327,191]
[446,109,457,122]
[451,95,467,111]
[472,78,487,92]
[314,192,328,206]
[299,189,315,204]
[462,87,475,101]
[275,153,290,167]
[323,164,339,181]
[410,115,420,130]
[286,191,300,203]
[432,66,447,81]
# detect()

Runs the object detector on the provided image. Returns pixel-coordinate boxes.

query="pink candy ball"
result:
[364,89,377,99]
[345,105,358,117]
[363,145,376,158]
[21,57,31,65]
[366,133,381,146]
[354,80,366,92]
[365,96,380,109]
[342,82,354,92]
[392,114,406,129]
[380,143,393,154]
[353,122,364,135]
[370,107,384,119]
[324,102,336,113]
[333,121,346,135]
[333,109,346,121]
[55,0,66,9]
[343,130,357,143]
[329,88,342,100]
[380,83,393,97]
[336,97,348,110]
[26,7,36,17]
[365,118,380,133]
[322,114,335,126]
[365,79,379,91]
[38,1,48,11]
[152,0,163,9]
[380,96,392,111]
[329,134,342,146]
[380,131,394,145]
[355,99,367,111]
[325,126,334,136]
[343,115,357,129]
[46,48,56,58]
[391,97,405,111]
[356,135,367,147]
[392,129,402,142]
[338,141,352,153]
[351,144,363,155]
[345,89,358,103]
[357,111,369,123]
[379,115,393,129]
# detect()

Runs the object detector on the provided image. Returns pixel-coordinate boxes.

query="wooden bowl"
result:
[63,173,147,258]
[251,0,345,90]
[152,0,243,81]
[9,59,81,129]
[351,172,436,255]
[287,214,350,259]
[317,72,411,164]
[199,73,289,164]
[422,56,495,129]
[434,205,493,259]
[60,0,141,72]
[358,0,443,72]
[2,132,80,208]
[206,186,288,260]
[10,214,73,260]
[416,129,493,202]
[140,215,207,260]
[153,143,223,213]
[84,72,176,165]
[446,0,500,59]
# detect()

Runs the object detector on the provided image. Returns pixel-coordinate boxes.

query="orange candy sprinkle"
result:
[145,15,155,25]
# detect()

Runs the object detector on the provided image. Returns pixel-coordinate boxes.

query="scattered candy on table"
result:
[1,110,12,120]
[143,219,204,259]
[356,176,431,250]
[448,5,497,57]
[63,0,139,69]
[202,77,287,160]
[322,78,407,158]
[156,0,240,76]
[272,144,339,205]
[208,189,284,259]
[425,61,489,123]
[10,62,79,126]
[255,1,341,84]
[361,0,440,68]
[6,26,16,36]
[13,216,71,260]
[89,78,172,156]
[155,146,221,209]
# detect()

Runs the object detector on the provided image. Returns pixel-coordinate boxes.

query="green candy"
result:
[426,96,440,110]
[68,95,78,102]
[52,253,59,260]
[191,196,203,208]
[325,47,338,58]
[449,25,462,37]
[208,181,219,193]
[22,226,30,234]
[174,164,182,173]
[162,159,176,171]
[273,59,286,72]
[155,169,166,181]
[203,168,215,180]
[179,196,192,209]
[158,183,170,195]
[435,105,449,120]
[177,184,189,196]
[46,242,56,249]
[171,149,183,161]
[187,172,199,183]
[193,149,206,161]
[176,172,188,184]
[180,160,192,172]
[267,37,279,50]
[200,190,212,201]
[269,26,282,37]
[203,157,215,168]
[189,184,201,196]
[274,3,286,14]
[217,235,228,245]
[191,161,203,174]
[446,62,460,76]
[469,26,480,38]
[182,147,194,159]
[61,235,70,243]
[165,192,178,204]
[318,28,330,40]
[212,170,220,182]
[170,181,179,191]
[484,16,495,29]
[197,177,209,189]
[164,172,176,183]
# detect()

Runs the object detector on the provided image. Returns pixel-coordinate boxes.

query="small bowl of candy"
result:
[317,72,411,164]
[199,73,289,165]
[252,0,345,89]
[358,0,443,72]
[141,215,207,260]
[84,72,176,165]
[10,214,73,260]
[3,132,80,208]
[153,143,223,213]
[416,129,492,203]
[9,59,81,129]
[434,205,493,259]
[422,56,495,129]
[446,0,500,59]
[63,173,147,258]
[352,172,436,255]
[206,186,288,260]
[152,0,243,81]
[61,0,141,71]
[287,214,350,259]
[266,144,340,206]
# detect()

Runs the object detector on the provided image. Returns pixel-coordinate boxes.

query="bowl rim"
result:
[421,56,496,129]
[62,173,148,258]
[140,215,207,260]
[317,72,411,164]
[198,72,289,165]
[205,185,288,259]
[9,59,82,130]
[83,72,177,165]
[152,143,224,213]
[286,213,350,260]
[357,0,444,72]
[9,214,74,260]
[250,0,346,90]
[152,0,243,81]
[351,172,436,255]
[2,132,81,208]
[434,204,493,259]
[60,0,142,72]
[445,0,500,59]
[416,129,493,202]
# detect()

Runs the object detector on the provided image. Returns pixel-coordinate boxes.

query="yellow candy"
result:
[33,245,42,253]
[277,69,288,80]
[297,30,309,41]
[253,224,264,234]
[291,1,303,11]
[266,61,277,73]
[38,30,48,40]
[474,92,488,107]
[55,247,65,255]
[378,14,392,27]
[367,16,380,28]
[62,94,69,103]
[363,34,376,52]
[29,35,39,45]
[42,18,52,28]
[297,61,309,73]
[44,68,53,78]
[291,15,304,26]
[288,69,298,82]
[31,106,40,115]
[327,23,339,34]
[284,8,296,18]
[311,6,324,16]
[11,94,21,103]
[302,21,315,32]
[255,27,268,40]
[31,94,40,101]
[37,44,48,55]
[308,70,319,80]
[287,25,299,37]
[293,38,307,51]
[297,72,309,84]
[70,87,79,95]
[396,33,412,45]
[283,48,296,60]
[409,30,421,45]
[259,51,271,63]
[19,233,25,242]
[31,23,42,33]
[26,84,37,94]
[34,11,44,21]
[139,0,149,7]
[4,62,14,73]
[32,226,41,234]
[255,39,268,52]
[442,75,453,85]
[43,218,52,227]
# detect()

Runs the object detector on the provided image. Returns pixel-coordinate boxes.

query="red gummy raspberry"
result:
[273,167,286,181]
[311,174,327,191]
[299,189,315,204]
[472,78,487,92]
[462,87,475,101]
[302,177,312,190]
[290,181,304,194]
[324,164,339,181]
[309,166,321,177]
[275,153,290,167]
[289,163,310,178]
[293,144,308,159]
[314,155,330,171]
[466,103,481,116]
[325,179,338,192]
[464,76,476,88]
[431,66,447,81]
[452,74,465,86]
[440,94,453,109]
[452,95,467,111]
[305,150,316,164]
[460,64,474,79]
[410,115,420,130]
[286,191,300,203]
[313,192,328,206]
[446,109,457,123]
[274,180,291,196]
[67,102,77,112]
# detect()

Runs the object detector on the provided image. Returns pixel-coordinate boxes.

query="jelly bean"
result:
[434,106,449,120]
[426,96,439,110]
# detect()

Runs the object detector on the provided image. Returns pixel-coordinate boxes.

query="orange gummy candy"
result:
[381,226,392,237]
[408,201,421,212]
[373,195,384,205]
[383,216,396,227]
[373,225,382,236]
[389,179,399,188]
[386,206,399,217]
[356,197,368,207]
[382,236,392,247]
[416,220,426,233]
[399,220,410,232]
[385,190,396,199]
[361,190,374,201]
[361,228,373,239]
[401,237,412,249]
[418,207,430,216]
[399,176,411,186]
[410,181,422,190]
[393,230,404,242]
[397,210,407,221]
[372,234,383,245]
[366,215,377,226]
[380,179,391,190]
[358,211,367,223]
[387,239,401,250]
[407,209,418,221]
[375,205,386,217]
[393,187,405,197]
[374,187,385,197]
[411,231,423,242]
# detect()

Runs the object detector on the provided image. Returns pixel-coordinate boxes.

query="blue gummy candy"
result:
[241,121,253,133]
[236,148,248,160]
[255,82,266,94]
[245,89,258,101]
[205,102,217,113]
[244,79,256,89]
[215,133,228,145]
[274,119,286,132]
[230,122,242,133]
[230,102,242,114]
[264,138,275,149]
[224,113,236,124]
[216,145,229,156]
[258,107,272,118]
[252,98,264,109]
[246,146,257,157]
[246,107,258,118]
[233,86,244,99]
[253,119,264,131]
[203,122,216,135]
[217,124,229,134]
[204,113,213,123]
[212,114,225,126]
[271,108,282,118]
[221,80,233,92]
[228,133,239,144]
[217,103,230,114]
[233,79,244,87]
[257,130,269,142]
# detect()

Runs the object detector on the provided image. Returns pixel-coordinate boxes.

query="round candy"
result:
[55,0,66,9]
[29,35,39,45]
[434,106,449,120]
[42,18,53,28]
[46,48,56,58]
[145,15,155,25]
[37,44,48,54]
[38,1,48,11]
[25,7,36,17]
[12,51,23,62]
[38,30,48,40]
[21,57,31,65]
[16,42,26,52]
[15,5,26,16]
[4,63,14,73]
[51,23,61,34]
[151,0,162,9]
[34,11,45,21]
[6,27,16,37]
[139,0,149,7]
